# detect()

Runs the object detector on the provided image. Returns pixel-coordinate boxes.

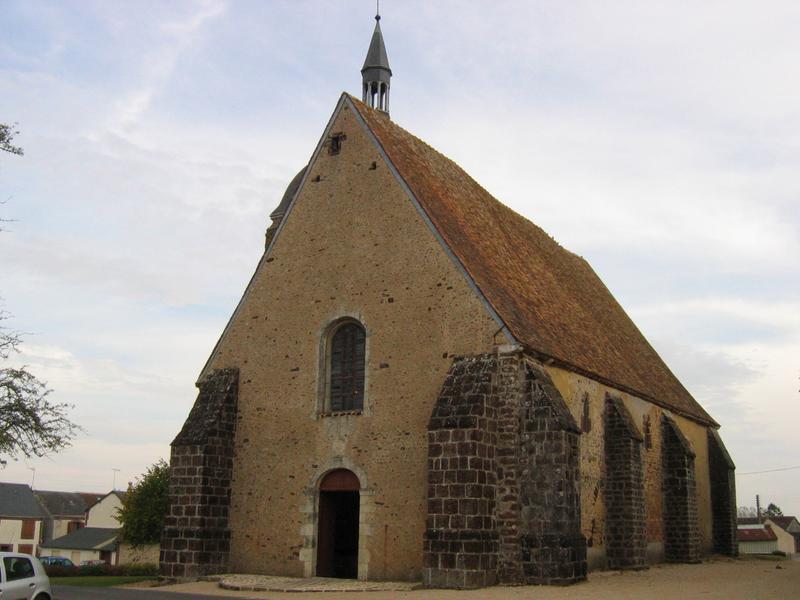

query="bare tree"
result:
[0,124,79,465]
[0,312,80,465]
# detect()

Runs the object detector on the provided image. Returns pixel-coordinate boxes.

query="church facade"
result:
[159,15,737,588]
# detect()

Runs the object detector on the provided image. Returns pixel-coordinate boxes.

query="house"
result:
[738,516,799,556]
[38,491,125,564]
[0,483,45,555]
[159,12,738,588]
[34,490,102,544]
[38,527,119,565]
[768,516,800,553]
[83,491,126,528]
[737,524,779,555]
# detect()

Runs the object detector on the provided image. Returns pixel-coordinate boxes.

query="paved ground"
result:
[53,586,230,600]
[56,556,799,600]
[215,574,416,592]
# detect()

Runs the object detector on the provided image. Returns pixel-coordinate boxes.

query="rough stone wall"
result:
[160,368,238,579]
[517,362,585,585]
[545,366,722,566]
[118,543,160,565]
[661,415,701,563]
[604,397,647,570]
[423,355,499,589]
[206,103,503,580]
[707,429,738,556]
[424,351,586,588]
[642,407,664,553]
[494,351,524,584]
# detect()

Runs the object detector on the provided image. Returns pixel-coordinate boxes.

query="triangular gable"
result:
[200,93,513,380]
[199,91,716,427]
[348,96,714,426]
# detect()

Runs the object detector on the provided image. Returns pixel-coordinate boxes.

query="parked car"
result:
[80,559,106,566]
[38,555,75,568]
[0,552,53,600]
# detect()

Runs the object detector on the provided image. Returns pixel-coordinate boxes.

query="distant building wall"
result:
[87,496,122,528]
[0,518,42,555]
[738,539,778,555]
[765,520,797,556]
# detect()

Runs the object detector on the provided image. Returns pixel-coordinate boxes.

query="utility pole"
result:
[756,494,761,523]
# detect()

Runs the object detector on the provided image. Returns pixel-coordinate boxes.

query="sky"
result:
[1,1,798,515]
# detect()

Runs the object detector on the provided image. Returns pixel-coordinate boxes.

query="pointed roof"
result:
[40,527,119,551]
[362,16,391,74]
[0,482,45,518]
[737,525,777,542]
[347,95,715,426]
[34,490,90,517]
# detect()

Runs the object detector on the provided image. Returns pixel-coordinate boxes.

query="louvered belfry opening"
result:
[329,322,366,412]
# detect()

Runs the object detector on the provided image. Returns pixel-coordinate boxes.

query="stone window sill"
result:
[319,410,363,418]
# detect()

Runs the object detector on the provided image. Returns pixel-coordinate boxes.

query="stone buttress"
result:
[604,396,647,570]
[423,348,587,588]
[661,415,701,563]
[707,429,738,556]
[160,368,238,579]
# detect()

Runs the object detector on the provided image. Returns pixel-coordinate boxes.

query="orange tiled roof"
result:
[738,526,777,542]
[349,96,714,426]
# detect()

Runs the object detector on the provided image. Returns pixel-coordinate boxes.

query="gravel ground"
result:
[124,556,799,600]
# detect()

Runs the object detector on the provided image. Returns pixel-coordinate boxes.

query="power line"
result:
[738,465,800,475]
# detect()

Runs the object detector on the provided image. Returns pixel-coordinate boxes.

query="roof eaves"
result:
[522,347,717,427]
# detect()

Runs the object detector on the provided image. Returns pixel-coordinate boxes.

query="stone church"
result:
[160,14,738,588]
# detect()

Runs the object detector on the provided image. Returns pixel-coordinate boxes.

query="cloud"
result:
[1,1,799,514]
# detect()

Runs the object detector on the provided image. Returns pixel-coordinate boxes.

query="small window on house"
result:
[329,132,346,155]
[20,519,36,540]
[67,520,83,534]
[325,320,366,413]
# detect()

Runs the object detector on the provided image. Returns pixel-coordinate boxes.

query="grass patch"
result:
[51,575,156,587]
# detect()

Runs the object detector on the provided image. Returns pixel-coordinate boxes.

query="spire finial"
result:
[376,0,380,21]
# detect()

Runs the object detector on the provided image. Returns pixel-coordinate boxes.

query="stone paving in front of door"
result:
[204,574,418,593]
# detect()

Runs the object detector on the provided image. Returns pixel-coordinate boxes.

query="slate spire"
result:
[361,8,391,115]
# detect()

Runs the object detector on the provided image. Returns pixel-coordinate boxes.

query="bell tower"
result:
[361,9,392,115]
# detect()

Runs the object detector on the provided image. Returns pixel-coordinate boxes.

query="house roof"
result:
[40,527,119,551]
[349,96,715,426]
[78,492,105,509]
[737,525,777,542]
[768,516,800,531]
[737,517,760,526]
[85,490,127,513]
[34,491,90,518]
[0,483,46,518]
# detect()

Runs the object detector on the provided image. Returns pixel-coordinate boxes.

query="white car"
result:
[0,552,52,600]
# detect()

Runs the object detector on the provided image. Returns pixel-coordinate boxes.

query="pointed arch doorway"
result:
[317,469,360,578]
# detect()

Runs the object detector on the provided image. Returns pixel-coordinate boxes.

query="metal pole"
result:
[756,494,761,523]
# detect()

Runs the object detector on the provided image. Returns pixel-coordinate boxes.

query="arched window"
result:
[327,321,366,412]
